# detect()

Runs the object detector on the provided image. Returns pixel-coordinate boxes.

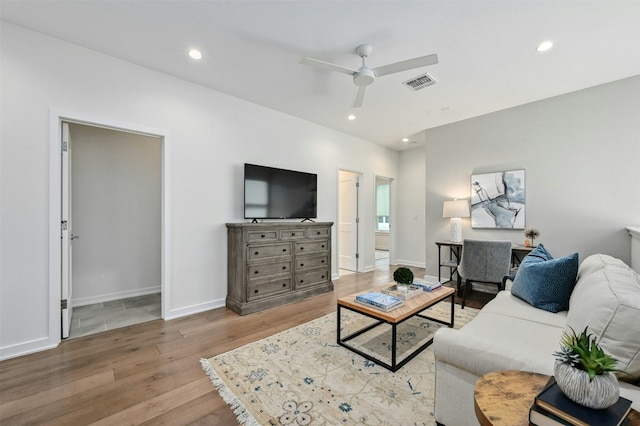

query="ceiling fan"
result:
[301,44,438,108]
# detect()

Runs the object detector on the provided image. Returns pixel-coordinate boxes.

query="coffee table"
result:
[336,283,455,372]
[474,370,640,426]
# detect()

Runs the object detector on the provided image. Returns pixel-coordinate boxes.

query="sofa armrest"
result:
[434,327,554,378]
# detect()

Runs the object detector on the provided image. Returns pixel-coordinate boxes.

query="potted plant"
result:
[524,227,540,247]
[552,326,620,409]
[393,267,414,293]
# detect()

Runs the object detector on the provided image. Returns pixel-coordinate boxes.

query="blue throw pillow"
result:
[511,244,579,313]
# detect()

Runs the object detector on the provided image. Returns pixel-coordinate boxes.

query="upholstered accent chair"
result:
[458,239,512,309]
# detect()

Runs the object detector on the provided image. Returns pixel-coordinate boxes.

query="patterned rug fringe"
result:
[200,358,261,426]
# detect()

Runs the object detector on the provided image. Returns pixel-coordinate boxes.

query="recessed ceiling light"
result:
[347,114,356,121]
[188,49,202,60]
[536,41,554,52]
[402,138,409,142]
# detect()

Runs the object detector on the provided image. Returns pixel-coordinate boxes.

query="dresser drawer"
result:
[247,243,291,260]
[280,229,306,239]
[307,227,330,238]
[247,231,278,242]
[295,268,330,288]
[295,240,329,254]
[296,255,329,271]
[247,278,292,301]
[248,261,291,281]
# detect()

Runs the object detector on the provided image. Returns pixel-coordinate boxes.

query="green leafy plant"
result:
[553,327,618,381]
[393,267,414,285]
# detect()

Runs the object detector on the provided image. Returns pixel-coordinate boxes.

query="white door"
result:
[339,170,359,271]
[61,122,74,339]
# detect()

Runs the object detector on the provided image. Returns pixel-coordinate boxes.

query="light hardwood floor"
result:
[0,264,415,425]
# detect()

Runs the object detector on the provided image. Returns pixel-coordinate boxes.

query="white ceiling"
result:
[2,0,640,151]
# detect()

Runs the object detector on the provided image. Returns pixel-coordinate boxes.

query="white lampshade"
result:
[442,199,470,218]
[443,199,470,242]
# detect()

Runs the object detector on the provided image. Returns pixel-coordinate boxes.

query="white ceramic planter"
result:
[553,361,619,409]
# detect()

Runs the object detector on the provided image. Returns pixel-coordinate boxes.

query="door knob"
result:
[71,234,80,240]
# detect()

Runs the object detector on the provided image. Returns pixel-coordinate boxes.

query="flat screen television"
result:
[244,163,317,220]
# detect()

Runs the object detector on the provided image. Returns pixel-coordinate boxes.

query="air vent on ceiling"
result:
[403,73,437,91]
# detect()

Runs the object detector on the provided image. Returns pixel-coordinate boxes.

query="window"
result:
[376,182,389,232]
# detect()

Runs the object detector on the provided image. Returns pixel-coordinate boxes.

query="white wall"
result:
[70,123,161,305]
[423,76,640,276]
[395,145,426,267]
[0,23,399,359]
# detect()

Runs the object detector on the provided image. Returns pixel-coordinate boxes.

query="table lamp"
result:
[443,199,470,242]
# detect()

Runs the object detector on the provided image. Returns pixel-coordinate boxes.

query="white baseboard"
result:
[73,286,161,307]
[164,298,226,320]
[391,259,426,269]
[0,336,59,361]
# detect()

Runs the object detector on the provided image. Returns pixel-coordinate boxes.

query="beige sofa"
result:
[433,254,640,425]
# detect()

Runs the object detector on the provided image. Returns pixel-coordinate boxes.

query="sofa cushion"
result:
[566,254,640,382]
[511,244,579,313]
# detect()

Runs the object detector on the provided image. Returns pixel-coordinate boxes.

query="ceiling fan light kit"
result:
[301,44,438,108]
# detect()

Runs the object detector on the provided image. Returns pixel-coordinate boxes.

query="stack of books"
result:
[354,291,404,312]
[412,277,442,292]
[529,377,632,426]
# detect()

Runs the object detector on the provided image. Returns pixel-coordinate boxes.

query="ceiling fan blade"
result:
[373,53,438,77]
[300,57,356,76]
[352,85,366,108]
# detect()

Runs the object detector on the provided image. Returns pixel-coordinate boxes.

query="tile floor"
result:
[69,293,161,339]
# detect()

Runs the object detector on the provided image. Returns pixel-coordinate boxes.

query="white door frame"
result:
[48,110,171,343]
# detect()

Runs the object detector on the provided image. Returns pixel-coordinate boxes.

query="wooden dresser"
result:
[226,222,334,315]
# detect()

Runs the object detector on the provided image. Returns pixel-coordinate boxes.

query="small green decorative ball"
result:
[393,267,414,285]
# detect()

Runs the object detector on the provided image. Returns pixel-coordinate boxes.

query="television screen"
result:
[244,163,317,219]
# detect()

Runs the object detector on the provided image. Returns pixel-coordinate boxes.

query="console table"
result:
[226,222,334,315]
[435,241,534,283]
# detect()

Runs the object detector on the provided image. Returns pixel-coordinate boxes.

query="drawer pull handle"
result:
[322,275,325,279]
[282,283,286,287]
[283,249,287,252]
[300,247,304,251]
[261,234,265,238]
[300,280,304,283]
[300,263,304,267]
[282,266,286,270]
[255,251,259,255]
[255,271,259,274]
[321,245,325,248]
[321,260,325,263]
[292,232,295,236]
[254,289,259,293]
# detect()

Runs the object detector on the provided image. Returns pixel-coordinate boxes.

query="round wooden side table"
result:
[474,370,640,426]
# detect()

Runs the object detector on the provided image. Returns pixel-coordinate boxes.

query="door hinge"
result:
[61,299,68,310]
[355,217,359,223]
[355,253,359,259]
[355,181,360,187]
[62,141,68,152]
[61,220,68,231]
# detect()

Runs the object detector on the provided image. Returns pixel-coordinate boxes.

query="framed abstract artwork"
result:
[470,169,525,229]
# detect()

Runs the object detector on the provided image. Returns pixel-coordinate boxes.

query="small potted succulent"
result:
[524,227,540,247]
[552,327,620,409]
[393,267,414,294]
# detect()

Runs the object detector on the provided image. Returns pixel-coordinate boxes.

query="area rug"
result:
[201,303,479,425]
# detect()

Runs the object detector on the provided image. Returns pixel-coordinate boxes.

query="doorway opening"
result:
[66,123,162,338]
[338,169,361,276]
[49,111,171,344]
[375,176,392,270]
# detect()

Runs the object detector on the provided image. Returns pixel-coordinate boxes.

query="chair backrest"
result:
[458,239,512,283]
